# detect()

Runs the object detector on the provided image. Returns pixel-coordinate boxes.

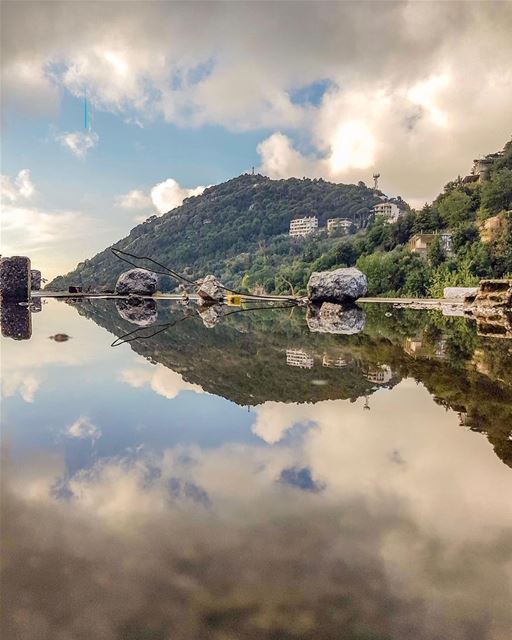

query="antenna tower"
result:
[373,172,380,191]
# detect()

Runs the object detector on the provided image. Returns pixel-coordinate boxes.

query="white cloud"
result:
[121,362,204,399]
[150,178,205,214]
[1,169,35,203]
[66,416,101,440]
[2,2,512,200]
[58,131,99,158]
[1,372,41,403]
[115,189,152,210]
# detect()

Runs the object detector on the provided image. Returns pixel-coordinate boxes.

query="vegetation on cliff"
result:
[48,139,512,297]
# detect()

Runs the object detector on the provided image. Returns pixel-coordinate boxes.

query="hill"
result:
[48,138,512,297]
[47,175,380,291]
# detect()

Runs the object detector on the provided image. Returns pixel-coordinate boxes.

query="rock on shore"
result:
[115,269,158,295]
[307,268,368,304]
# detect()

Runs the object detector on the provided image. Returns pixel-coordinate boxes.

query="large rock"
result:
[0,256,31,301]
[307,302,365,335]
[197,275,225,303]
[115,269,158,295]
[116,297,158,326]
[307,267,367,304]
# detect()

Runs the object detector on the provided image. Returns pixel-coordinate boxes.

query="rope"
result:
[110,248,300,303]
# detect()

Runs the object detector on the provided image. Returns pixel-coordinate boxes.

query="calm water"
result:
[2,298,512,640]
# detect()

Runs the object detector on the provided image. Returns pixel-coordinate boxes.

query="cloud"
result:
[57,131,99,158]
[2,2,512,200]
[66,416,101,440]
[1,372,41,403]
[1,170,97,279]
[121,362,204,399]
[150,178,205,214]
[115,189,152,210]
[0,169,35,202]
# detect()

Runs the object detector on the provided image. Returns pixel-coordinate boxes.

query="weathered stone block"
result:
[0,256,31,301]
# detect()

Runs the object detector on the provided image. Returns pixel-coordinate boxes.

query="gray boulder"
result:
[0,256,31,301]
[115,269,158,295]
[197,274,225,303]
[307,302,366,335]
[116,297,158,326]
[307,267,367,304]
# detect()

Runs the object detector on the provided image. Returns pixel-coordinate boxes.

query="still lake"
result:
[2,297,512,640]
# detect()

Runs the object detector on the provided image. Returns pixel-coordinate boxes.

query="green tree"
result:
[480,168,512,216]
[437,189,473,227]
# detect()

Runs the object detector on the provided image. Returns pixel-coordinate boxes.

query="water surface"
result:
[2,298,512,640]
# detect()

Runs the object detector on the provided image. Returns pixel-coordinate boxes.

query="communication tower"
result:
[372,172,380,191]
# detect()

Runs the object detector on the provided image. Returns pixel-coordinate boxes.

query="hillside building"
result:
[373,201,401,223]
[289,216,318,237]
[409,232,453,259]
[286,349,314,369]
[327,218,352,234]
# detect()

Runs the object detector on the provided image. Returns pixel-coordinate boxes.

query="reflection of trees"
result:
[72,299,512,467]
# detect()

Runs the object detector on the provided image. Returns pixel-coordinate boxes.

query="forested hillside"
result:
[47,175,379,291]
[48,139,512,297]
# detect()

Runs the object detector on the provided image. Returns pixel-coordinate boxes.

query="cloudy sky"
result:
[2,1,512,279]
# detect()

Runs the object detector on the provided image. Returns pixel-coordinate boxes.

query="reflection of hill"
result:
[72,300,512,468]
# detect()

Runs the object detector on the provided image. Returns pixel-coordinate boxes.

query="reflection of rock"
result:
[307,303,365,335]
[30,298,42,313]
[116,297,158,326]
[465,279,512,338]
[198,303,223,328]
[0,256,31,301]
[115,269,158,295]
[1,302,32,340]
[49,333,71,342]
[197,275,225,303]
[307,267,367,304]
[30,270,42,291]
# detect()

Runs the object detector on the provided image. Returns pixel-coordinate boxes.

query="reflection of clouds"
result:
[1,371,41,403]
[3,437,512,639]
[66,416,101,441]
[1,300,106,403]
[252,401,315,444]
[121,362,204,399]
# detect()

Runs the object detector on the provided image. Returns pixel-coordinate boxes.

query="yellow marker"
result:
[226,294,242,306]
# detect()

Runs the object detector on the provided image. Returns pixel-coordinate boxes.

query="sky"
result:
[1,1,512,280]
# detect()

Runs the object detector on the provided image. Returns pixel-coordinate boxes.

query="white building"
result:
[289,216,319,237]
[286,349,314,369]
[327,218,352,234]
[373,201,401,223]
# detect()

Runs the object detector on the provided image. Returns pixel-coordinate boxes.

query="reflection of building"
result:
[322,354,347,368]
[373,201,401,223]
[364,364,392,385]
[409,233,453,259]
[286,349,314,369]
[327,218,352,234]
[404,336,423,356]
[289,216,318,237]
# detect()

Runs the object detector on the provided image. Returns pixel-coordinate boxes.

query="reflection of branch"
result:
[111,302,297,347]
